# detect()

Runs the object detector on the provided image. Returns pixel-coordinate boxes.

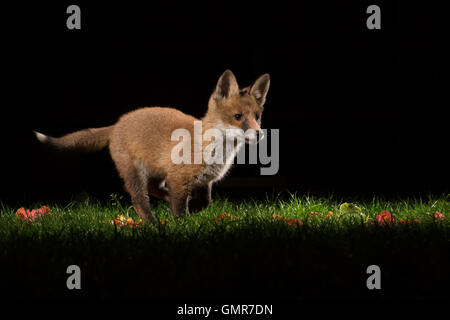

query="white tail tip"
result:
[34,131,48,143]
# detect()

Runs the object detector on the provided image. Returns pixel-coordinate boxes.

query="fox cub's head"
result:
[207,70,270,144]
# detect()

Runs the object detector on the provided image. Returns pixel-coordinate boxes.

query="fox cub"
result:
[35,70,270,222]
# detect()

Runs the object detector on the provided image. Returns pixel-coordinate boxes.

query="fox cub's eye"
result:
[234,114,242,120]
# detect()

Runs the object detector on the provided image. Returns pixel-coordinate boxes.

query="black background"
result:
[3,1,449,204]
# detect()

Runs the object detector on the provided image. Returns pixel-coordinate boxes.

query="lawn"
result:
[0,193,449,300]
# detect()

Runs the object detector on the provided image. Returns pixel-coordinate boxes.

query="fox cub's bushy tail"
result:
[34,126,114,152]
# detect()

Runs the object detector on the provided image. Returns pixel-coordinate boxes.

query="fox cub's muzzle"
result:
[244,129,265,144]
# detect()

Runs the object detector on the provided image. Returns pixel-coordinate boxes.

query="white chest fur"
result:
[196,135,243,184]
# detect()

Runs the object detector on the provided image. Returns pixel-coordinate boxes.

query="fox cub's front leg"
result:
[166,176,212,215]
[189,183,212,213]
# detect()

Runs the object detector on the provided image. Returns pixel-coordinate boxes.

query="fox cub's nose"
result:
[244,129,265,144]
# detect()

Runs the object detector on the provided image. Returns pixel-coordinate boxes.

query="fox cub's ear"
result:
[213,70,239,101]
[250,74,270,106]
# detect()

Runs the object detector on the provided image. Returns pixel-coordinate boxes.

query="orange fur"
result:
[35,70,270,222]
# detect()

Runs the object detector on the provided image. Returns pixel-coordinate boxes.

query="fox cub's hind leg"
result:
[124,168,155,222]
[112,153,155,222]
[189,182,212,213]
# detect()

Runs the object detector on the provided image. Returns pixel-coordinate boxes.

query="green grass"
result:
[0,193,449,299]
